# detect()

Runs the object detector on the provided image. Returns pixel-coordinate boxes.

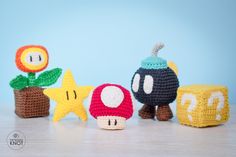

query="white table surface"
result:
[0,103,235,157]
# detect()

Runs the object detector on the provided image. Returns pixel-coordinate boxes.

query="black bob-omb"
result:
[131,67,179,106]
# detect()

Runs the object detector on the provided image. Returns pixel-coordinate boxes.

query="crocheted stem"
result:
[28,73,36,86]
[156,105,173,121]
[138,104,155,119]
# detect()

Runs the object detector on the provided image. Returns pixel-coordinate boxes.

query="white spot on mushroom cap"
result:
[101,86,124,108]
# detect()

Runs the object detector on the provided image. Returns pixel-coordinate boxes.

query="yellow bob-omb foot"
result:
[177,85,230,128]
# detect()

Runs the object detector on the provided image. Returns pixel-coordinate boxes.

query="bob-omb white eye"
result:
[132,73,140,92]
[143,75,154,94]
[25,52,45,65]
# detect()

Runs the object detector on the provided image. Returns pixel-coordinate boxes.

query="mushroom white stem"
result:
[97,116,126,130]
[152,42,164,57]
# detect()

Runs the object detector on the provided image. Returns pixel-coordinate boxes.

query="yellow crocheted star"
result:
[43,70,93,122]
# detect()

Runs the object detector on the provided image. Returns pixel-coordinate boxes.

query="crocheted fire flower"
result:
[131,43,179,121]
[16,45,49,73]
[89,84,133,130]
[10,45,62,118]
[10,45,62,91]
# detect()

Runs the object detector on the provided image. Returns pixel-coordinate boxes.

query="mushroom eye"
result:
[132,73,140,92]
[25,52,45,65]
[143,75,154,94]
[101,86,124,108]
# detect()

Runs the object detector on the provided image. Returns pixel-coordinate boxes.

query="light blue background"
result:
[0,0,235,107]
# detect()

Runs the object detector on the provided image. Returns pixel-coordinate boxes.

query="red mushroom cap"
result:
[89,83,133,120]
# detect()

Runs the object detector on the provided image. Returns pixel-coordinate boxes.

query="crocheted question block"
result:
[177,85,229,127]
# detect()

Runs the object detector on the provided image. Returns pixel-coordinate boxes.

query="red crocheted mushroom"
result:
[89,83,133,130]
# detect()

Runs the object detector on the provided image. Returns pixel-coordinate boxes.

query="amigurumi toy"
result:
[89,83,134,130]
[131,43,179,121]
[43,70,93,122]
[9,45,62,118]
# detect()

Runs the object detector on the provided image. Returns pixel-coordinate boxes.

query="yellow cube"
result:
[177,85,230,127]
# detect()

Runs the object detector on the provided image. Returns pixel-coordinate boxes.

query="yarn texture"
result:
[177,85,230,127]
[10,45,62,118]
[15,45,49,73]
[131,42,179,121]
[89,84,133,119]
[131,67,179,106]
[89,84,133,130]
[14,87,50,118]
[43,70,93,122]
[141,56,167,70]
[10,68,62,90]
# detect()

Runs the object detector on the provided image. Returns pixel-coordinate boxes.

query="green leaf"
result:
[10,75,29,90]
[35,68,62,87]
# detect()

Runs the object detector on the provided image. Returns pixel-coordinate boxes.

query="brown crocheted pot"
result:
[14,87,50,118]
